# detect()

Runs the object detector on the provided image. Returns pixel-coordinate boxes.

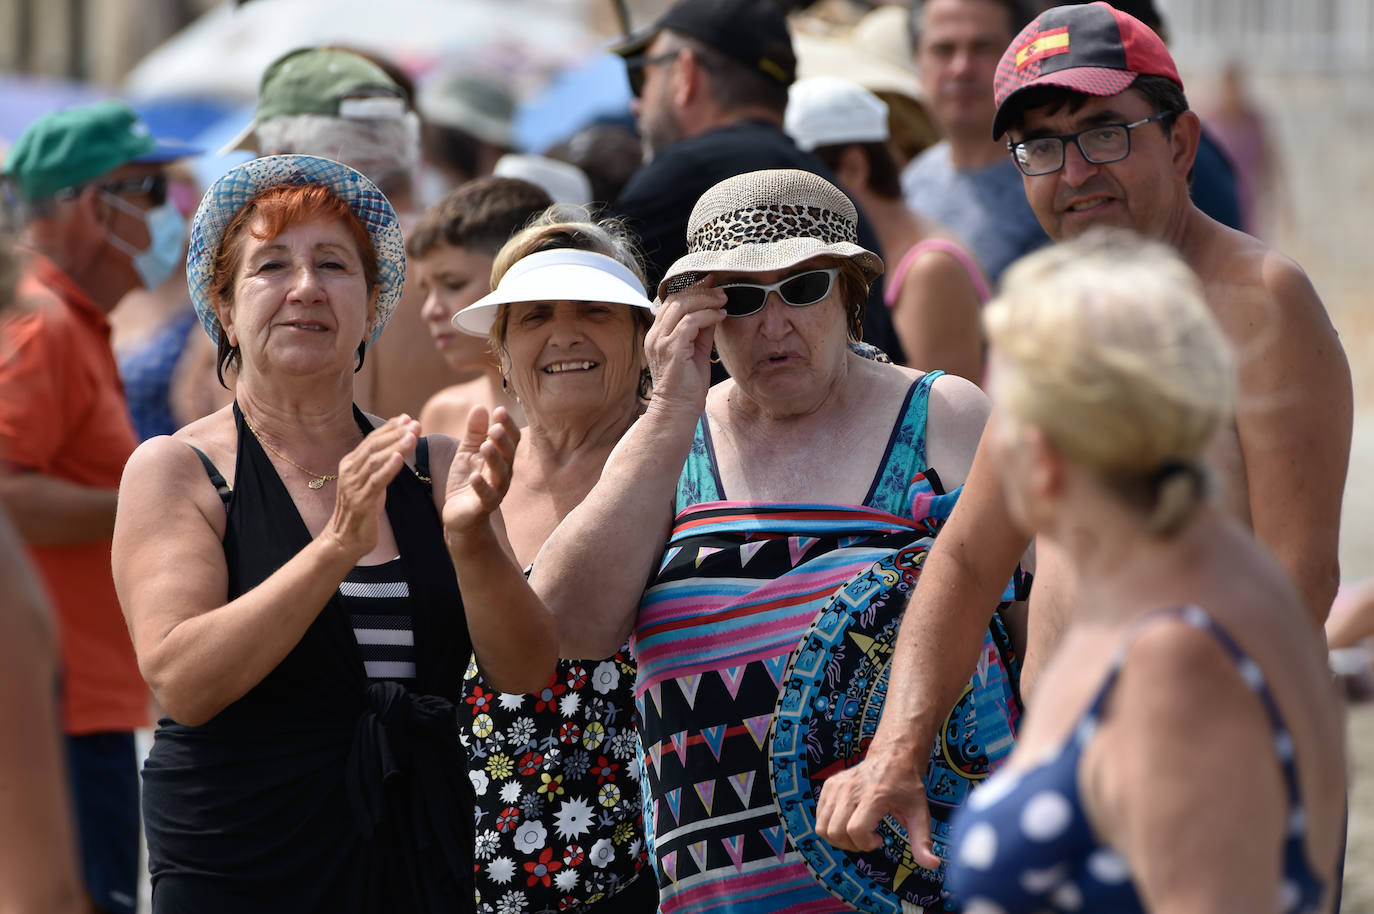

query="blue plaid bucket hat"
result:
[186,154,405,348]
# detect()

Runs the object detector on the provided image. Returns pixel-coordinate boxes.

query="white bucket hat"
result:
[658,168,883,299]
[786,76,890,152]
[452,248,654,337]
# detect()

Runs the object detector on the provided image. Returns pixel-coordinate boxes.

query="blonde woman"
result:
[944,231,1345,913]
[449,213,659,912]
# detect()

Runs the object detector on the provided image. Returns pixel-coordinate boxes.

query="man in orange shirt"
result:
[0,100,198,914]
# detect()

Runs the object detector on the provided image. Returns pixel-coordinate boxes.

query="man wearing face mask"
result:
[0,99,198,914]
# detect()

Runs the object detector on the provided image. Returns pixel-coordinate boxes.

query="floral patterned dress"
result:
[461,648,652,913]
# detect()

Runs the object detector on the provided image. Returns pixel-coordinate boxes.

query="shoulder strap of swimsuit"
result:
[186,443,231,509]
[415,436,432,491]
[1082,606,1308,816]
[884,238,993,309]
[674,412,723,512]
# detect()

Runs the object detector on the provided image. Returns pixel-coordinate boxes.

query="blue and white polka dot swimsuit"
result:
[944,606,1327,914]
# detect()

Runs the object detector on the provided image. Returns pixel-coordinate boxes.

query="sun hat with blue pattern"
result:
[186,153,405,348]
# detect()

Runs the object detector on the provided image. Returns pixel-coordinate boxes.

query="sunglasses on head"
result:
[718,267,839,318]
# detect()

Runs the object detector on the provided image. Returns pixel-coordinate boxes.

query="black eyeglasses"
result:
[1007,111,1175,176]
[719,268,839,317]
[623,49,682,97]
[98,174,169,207]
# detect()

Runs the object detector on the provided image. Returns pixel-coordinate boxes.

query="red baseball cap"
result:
[991,1,1182,139]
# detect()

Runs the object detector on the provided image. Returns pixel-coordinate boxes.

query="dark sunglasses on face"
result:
[718,267,840,318]
[623,49,682,97]
[99,174,169,207]
[55,173,169,207]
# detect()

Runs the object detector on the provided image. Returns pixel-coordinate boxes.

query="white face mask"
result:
[103,192,186,290]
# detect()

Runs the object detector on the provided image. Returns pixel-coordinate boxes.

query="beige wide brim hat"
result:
[658,168,883,299]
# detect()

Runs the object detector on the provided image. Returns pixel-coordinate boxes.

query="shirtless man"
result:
[816,1,1351,867]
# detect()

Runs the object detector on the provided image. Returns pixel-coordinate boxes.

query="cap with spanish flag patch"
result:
[991,1,1182,139]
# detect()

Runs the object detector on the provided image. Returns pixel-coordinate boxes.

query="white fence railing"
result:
[1158,0,1374,72]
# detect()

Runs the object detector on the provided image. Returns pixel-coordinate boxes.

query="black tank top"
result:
[142,403,475,913]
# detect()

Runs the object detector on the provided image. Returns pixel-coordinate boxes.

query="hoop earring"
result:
[709,348,720,365]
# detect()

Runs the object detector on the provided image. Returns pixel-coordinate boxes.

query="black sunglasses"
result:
[99,174,169,207]
[623,49,683,97]
[719,268,839,317]
[54,173,169,207]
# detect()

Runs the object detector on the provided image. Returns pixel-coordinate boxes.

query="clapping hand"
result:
[326,414,419,561]
[442,405,519,538]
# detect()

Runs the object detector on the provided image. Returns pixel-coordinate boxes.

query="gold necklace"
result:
[241,411,339,489]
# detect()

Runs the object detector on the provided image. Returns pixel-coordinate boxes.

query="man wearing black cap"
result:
[611,0,904,363]
[815,0,1350,870]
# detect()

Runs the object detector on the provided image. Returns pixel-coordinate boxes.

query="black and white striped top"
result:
[339,557,416,683]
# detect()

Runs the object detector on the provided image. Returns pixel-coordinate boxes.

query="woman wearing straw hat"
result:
[448,211,659,913]
[530,168,1025,914]
[942,231,1345,913]
[111,154,556,913]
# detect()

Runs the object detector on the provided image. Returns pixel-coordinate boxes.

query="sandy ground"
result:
[1241,71,1374,913]
[1345,702,1374,913]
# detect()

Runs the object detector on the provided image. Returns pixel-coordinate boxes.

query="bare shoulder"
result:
[852,357,937,413]
[170,404,238,462]
[922,371,989,489]
[1098,615,1279,805]
[899,241,983,292]
[119,422,234,540]
[1113,615,1259,714]
[420,383,484,438]
[1191,220,1336,336]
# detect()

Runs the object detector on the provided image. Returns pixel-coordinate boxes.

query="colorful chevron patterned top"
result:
[635,373,1022,913]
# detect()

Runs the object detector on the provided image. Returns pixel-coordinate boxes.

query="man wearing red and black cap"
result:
[1034,0,1245,230]
[992,0,1349,630]
[815,0,1350,870]
[610,0,904,364]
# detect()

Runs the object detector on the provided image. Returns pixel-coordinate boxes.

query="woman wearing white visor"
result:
[449,213,659,913]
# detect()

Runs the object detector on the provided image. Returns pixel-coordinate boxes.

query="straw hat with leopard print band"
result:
[187,153,405,349]
[657,168,883,300]
[991,1,1183,140]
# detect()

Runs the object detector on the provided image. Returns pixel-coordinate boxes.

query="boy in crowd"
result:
[406,176,552,435]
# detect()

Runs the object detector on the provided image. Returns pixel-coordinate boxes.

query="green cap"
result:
[223,47,407,153]
[3,99,199,202]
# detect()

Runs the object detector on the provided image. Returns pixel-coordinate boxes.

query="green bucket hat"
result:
[3,99,201,202]
[222,47,408,153]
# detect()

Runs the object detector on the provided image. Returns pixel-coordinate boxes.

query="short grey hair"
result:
[253,112,420,202]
